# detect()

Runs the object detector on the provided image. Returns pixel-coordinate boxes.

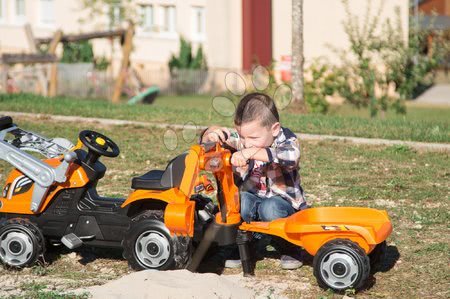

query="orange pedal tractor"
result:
[0,116,392,292]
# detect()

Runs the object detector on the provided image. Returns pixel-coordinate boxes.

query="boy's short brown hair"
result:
[234,92,280,128]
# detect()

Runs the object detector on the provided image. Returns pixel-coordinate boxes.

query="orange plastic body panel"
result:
[239,207,393,255]
[122,188,195,237]
[196,144,241,225]
[164,201,195,236]
[121,148,201,237]
[0,158,89,215]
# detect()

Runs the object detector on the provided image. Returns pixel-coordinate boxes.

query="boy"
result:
[201,92,307,270]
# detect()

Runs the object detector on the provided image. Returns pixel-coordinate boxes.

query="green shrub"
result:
[94,56,110,71]
[61,41,94,64]
[303,61,342,114]
[168,37,208,94]
[168,37,207,72]
[377,8,445,100]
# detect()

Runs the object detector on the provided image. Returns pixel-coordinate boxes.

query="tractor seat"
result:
[131,153,187,191]
[0,116,13,131]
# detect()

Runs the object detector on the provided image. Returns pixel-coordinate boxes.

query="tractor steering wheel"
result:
[79,130,120,158]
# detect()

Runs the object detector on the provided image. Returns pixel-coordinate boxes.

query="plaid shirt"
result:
[226,127,307,210]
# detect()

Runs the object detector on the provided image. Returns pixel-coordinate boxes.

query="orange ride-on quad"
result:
[126,137,393,292]
[0,116,195,270]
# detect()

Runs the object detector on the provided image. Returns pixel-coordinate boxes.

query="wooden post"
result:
[48,30,62,97]
[1,64,8,93]
[24,24,49,96]
[112,22,134,103]
[24,24,38,51]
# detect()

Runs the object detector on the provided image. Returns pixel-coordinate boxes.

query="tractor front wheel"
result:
[0,218,45,268]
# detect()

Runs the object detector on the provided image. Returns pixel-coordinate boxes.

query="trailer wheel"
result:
[0,218,45,268]
[122,210,191,271]
[313,239,370,292]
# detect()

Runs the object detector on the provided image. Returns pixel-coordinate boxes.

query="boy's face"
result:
[235,120,280,149]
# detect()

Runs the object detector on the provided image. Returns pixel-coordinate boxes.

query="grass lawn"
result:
[0,117,448,298]
[1,93,449,143]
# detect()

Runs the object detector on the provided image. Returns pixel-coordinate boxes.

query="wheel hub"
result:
[331,261,348,277]
[320,251,359,289]
[146,242,160,256]
[135,231,170,268]
[8,240,23,254]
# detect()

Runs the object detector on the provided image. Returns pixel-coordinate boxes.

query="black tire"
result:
[369,241,387,272]
[313,239,370,292]
[0,218,45,268]
[122,210,191,271]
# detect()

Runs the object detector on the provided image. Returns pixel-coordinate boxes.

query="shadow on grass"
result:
[43,245,124,266]
[372,244,400,273]
[362,245,400,292]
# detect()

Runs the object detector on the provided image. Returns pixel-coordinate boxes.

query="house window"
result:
[13,0,26,24]
[40,0,55,25]
[160,5,176,33]
[191,6,205,41]
[112,4,121,25]
[107,3,123,28]
[0,0,5,23]
[140,4,154,31]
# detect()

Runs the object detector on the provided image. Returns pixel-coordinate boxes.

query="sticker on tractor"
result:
[321,225,348,231]
[8,175,33,199]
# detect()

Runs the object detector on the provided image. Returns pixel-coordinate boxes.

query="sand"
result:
[78,269,254,299]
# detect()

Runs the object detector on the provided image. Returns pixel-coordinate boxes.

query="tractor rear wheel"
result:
[122,210,191,271]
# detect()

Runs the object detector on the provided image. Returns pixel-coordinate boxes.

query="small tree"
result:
[378,9,444,100]
[335,0,395,117]
[338,0,445,117]
[334,0,445,117]
[79,0,138,78]
[79,0,137,29]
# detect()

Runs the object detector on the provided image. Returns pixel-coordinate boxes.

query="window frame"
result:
[0,0,6,24]
[136,3,178,40]
[139,4,155,32]
[11,0,26,25]
[191,6,206,42]
[159,5,176,34]
[38,0,56,28]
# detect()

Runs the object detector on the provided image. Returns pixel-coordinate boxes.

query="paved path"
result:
[412,84,450,106]
[2,111,449,152]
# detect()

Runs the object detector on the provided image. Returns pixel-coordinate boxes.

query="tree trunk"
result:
[291,0,307,112]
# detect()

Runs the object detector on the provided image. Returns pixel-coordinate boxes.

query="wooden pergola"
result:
[0,22,134,103]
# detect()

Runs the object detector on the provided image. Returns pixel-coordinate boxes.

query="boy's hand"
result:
[231,150,249,167]
[235,165,249,176]
[203,126,231,144]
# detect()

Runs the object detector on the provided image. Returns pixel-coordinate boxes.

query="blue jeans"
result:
[240,191,296,223]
